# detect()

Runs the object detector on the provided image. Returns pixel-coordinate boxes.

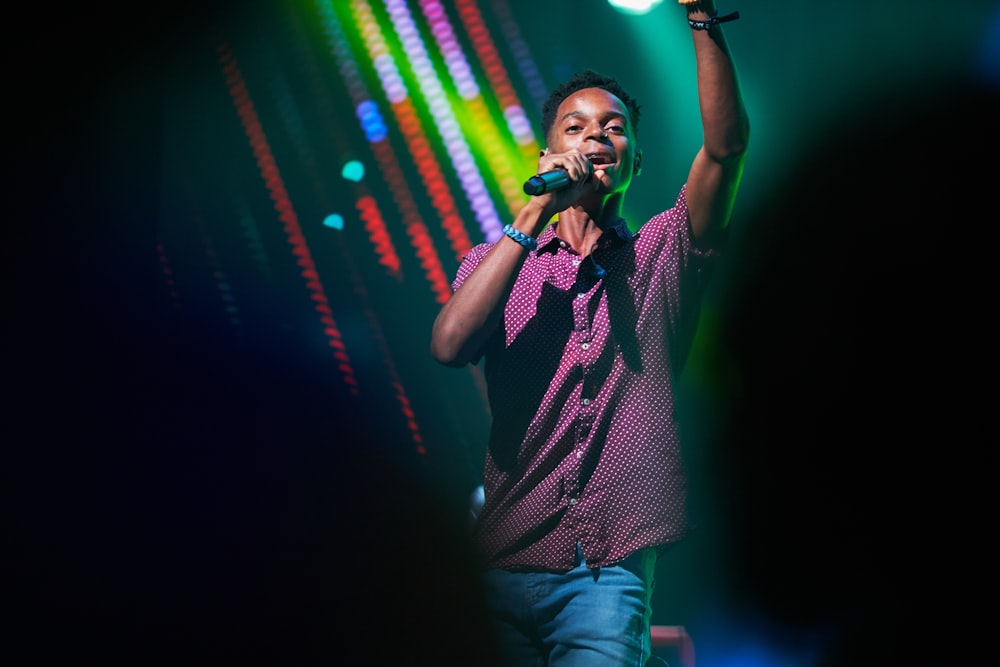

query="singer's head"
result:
[541,69,643,198]
[542,69,642,141]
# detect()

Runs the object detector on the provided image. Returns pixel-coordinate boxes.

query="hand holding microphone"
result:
[522,149,600,197]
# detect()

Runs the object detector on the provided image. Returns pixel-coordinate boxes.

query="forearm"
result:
[681,0,749,241]
[686,1,749,160]
[430,200,552,367]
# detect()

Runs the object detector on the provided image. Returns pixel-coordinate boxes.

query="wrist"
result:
[502,224,537,251]
[687,9,739,31]
[517,199,557,234]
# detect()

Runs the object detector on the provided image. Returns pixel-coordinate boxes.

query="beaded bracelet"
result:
[502,224,537,251]
[688,11,740,31]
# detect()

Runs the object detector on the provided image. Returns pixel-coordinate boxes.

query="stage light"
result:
[341,160,364,182]
[608,0,664,16]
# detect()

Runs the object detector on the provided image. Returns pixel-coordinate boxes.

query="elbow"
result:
[430,340,464,368]
[430,321,471,368]
[708,119,751,164]
[713,138,749,166]
[727,119,751,160]
[432,347,472,369]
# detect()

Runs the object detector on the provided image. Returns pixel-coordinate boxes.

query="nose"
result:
[587,124,609,141]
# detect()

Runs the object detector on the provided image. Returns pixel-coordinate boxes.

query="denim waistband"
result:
[574,542,657,576]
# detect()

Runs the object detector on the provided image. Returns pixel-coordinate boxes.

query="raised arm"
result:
[680,0,750,245]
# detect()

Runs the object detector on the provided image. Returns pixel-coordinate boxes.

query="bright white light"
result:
[608,0,664,16]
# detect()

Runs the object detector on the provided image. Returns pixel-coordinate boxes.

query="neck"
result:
[555,197,624,258]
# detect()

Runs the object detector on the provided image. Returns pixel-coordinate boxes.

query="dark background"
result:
[8,1,998,664]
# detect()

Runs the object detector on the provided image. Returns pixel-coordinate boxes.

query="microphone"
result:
[523,170,571,196]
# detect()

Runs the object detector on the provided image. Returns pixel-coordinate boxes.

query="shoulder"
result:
[453,240,496,287]
[635,185,691,240]
[635,184,726,264]
[462,240,495,264]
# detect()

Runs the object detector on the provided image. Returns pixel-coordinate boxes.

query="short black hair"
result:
[541,69,642,141]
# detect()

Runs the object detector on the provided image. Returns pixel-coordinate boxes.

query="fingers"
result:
[538,149,594,185]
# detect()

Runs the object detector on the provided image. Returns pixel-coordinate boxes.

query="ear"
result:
[541,148,548,156]
[633,150,643,175]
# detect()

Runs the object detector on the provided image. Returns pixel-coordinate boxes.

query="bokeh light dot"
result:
[341,160,365,182]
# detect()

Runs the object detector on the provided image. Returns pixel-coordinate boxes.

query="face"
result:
[546,87,639,194]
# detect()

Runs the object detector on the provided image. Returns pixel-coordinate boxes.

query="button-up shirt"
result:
[453,185,722,570]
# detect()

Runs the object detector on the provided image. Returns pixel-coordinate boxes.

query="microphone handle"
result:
[523,170,571,196]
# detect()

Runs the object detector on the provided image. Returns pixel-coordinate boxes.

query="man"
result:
[430,1,748,664]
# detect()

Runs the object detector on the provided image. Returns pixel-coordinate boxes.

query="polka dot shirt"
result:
[453,185,722,571]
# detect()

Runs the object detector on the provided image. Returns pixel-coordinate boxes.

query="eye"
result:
[606,124,625,134]
[566,124,583,133]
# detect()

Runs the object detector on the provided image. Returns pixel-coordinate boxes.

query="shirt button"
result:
[560,240,568,248]
[572,259,580,266]
[582,398,591,406]
[577,292,586,299]
[581,342,589,350]
[575,450,583,458]
[568,498,578,506]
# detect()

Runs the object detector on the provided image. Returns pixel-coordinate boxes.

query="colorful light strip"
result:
[383,0,504,246]
[318,0,452,303]
[455,0,542,169]
[418,0,529,223]
[357,195,401,273]
[276,6,426,451]
[275,8,404,282]
[218,41,360,395]
[488,0,549,118]
[267,60,404,278]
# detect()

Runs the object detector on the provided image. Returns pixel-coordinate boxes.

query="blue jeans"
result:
[481,544,658,666]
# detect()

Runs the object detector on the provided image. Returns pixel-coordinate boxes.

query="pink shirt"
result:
[454,185,722,570]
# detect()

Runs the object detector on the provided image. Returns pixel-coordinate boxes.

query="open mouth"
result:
[587,152,616,169]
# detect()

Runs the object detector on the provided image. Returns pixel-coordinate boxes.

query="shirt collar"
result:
[536,218,634,255]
